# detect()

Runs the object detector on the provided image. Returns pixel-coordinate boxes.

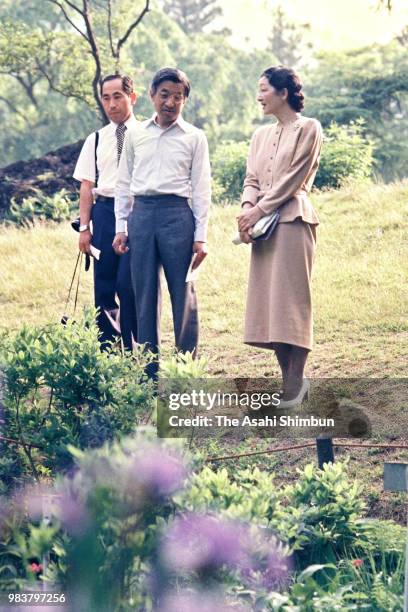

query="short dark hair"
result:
[150,67,190,98]
[100,74,134,96]
[261,65,305,112]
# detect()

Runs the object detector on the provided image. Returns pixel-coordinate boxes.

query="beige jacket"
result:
[242,116,323,224]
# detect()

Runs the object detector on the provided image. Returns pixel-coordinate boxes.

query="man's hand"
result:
[237,205,263,233]
[79,229,92,255]
[112,232,129,255]
[192,241,208,270]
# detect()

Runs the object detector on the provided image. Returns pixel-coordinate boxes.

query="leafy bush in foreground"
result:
[0,311,154,487]
[179,460,369,568]
[1,441,404,611]
[0,441,404,610]
[0,436,291,610]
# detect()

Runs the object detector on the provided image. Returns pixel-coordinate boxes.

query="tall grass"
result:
[1,180,407,377]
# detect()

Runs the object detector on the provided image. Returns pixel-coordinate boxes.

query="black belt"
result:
[135,194,188,206]
[96,196,114,203]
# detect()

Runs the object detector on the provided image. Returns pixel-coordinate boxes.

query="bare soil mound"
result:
[0,141,83,213]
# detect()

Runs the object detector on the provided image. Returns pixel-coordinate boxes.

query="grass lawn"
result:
[1,180,407,376]
[1,179,408,521]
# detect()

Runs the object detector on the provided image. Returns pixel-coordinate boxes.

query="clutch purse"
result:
[232,209,280,245]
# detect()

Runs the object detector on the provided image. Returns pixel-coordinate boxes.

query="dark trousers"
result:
[91,196,137,350]
[128,195,199,376]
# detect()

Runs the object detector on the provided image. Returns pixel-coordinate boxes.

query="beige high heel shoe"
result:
[278,379,310,409]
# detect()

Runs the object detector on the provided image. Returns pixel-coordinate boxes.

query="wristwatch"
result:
[79,224,90,232]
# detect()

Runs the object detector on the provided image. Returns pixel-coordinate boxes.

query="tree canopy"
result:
[268,5,313,68]
[160,0,223,34]
[1,0,408,182]
[305,40,408,178]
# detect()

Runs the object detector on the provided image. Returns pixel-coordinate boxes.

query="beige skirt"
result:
[244,219,317,351]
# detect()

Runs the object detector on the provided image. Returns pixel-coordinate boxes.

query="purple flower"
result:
[12,484,52,523]
[56,485,90,536]
[123,444,187,499]
[241,529,292,589]
[260,548,292,589]
[162,514,292,590]
[161,514,250,573]
[161,591,249,612]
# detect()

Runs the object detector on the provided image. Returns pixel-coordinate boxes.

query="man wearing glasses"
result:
[113,67,211,377]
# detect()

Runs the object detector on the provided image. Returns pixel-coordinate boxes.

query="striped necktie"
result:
[116,123,127,165]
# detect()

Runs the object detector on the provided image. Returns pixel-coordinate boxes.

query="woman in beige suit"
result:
[237,66,322,408]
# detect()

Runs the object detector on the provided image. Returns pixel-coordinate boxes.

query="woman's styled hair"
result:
[261,66,305,112]
[150,67,190,98]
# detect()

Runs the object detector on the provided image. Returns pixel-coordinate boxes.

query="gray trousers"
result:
[128,195,199,375]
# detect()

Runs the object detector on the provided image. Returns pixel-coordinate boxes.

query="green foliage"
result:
[336,550,405,611]
[0,310,154,485]
[283,461,367,566]
[6,190,77,227]
[211,123,374,199]
[180,461,369,567]
[178,461,405,610]
[178,466,283,523]
[0,21,42,74]
[160,351,208,379]
[52,436,183,611]
[305,41,408,180]
[1,1,408,183]
[211,140,249,203]
[274,546,405,611]
[0,19,94,108]
[1,452,404,609]
[0,4,272,166]
[315,122,374,189]
[1,434,187,606]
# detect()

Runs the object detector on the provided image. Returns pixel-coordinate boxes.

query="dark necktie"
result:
[116,123,127,165]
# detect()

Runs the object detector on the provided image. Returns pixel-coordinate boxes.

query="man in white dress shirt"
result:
[113,67,211,377]
[73,74,138,350]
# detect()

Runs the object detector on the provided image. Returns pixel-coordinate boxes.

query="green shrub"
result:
[0,310,154,485]
[178,466,282,523]
[6,189,77,227]
[211,122,374,202]
[180,461,369,567]
[316,121,374,189]
[211,140,249,203]
[1,448,405,610]
[282,461,368,567]
[1,435,292,610]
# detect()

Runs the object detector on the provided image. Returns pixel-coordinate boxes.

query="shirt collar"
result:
[109,114,137,128]
[147,113,192,133]
[124,114,137,128]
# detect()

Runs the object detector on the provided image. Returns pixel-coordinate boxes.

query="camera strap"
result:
[94,130,99,188]
[62,251,83,322]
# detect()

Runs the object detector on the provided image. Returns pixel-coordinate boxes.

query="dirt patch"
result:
[0,140,83,213]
